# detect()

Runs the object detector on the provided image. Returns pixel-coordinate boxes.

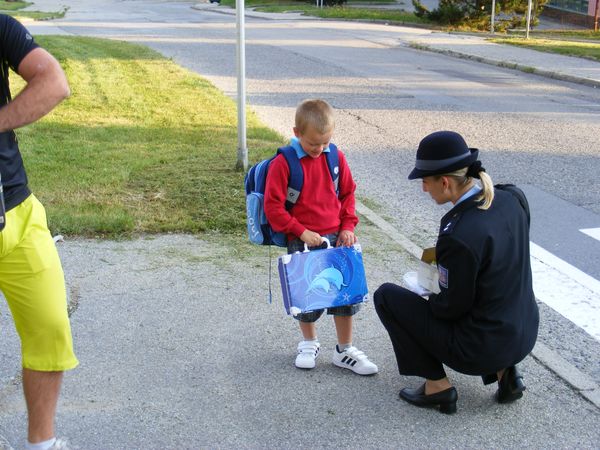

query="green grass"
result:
[263,5,427,23]
[489,37,600,61]
[11,36,284,236]
[0,1,31,10]
[0,0,65,20]
[221,0,297,5]
[220,0,427,24]
[5,10,66,20]
[527,30,600,41]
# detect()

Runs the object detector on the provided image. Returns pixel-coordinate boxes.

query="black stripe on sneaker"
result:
[343,357,356,366]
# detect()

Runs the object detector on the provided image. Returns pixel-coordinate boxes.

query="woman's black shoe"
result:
[399,383,458,414]
[496,366,525,403]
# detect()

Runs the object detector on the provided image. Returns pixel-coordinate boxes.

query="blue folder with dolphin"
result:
[277,239,369,316]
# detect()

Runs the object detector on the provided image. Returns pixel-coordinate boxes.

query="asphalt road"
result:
[1,230,600,449]
[30,1,600,271]
[1,1,599,448]
[35,0,600,361]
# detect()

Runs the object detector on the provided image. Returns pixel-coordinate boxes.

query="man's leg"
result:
[22,369,63,443]
[0,196,78,444]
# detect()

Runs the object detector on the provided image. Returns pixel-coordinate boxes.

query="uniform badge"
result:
[440,213,460,235]
[438,264,449,288]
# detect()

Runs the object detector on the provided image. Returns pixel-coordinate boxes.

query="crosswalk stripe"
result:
[580,227,600,243]
[530,242,600,342]
[355,200,600,343]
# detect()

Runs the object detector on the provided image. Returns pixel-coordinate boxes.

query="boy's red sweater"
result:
[264,149,359,241]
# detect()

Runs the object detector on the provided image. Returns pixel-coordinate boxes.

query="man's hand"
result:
[336,229,357,247]
[300,229,323,247]
[0,47,70,132]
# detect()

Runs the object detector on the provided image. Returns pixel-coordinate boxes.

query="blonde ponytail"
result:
[476,171,494,210]
[442,164,495,210]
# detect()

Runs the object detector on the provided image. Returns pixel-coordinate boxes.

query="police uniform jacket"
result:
[429,186,539,375]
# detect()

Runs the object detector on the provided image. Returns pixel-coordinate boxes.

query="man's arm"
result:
[0,47,70,133]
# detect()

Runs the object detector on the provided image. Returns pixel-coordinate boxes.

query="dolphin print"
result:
[307,278,331,293]
[307,266,346,293]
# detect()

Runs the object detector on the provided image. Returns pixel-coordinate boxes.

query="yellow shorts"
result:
[0,194,78,371]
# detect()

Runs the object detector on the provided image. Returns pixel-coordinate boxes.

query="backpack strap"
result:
[325,143,340,196]
[277,146,303,210]
[277,143,341,209]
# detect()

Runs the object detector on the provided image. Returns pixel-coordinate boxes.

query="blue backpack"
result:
[245,144,340,247]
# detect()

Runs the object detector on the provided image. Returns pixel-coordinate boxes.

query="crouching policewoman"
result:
[374,131,539,414]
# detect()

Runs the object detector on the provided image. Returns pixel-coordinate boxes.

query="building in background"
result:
[544,0,599,27]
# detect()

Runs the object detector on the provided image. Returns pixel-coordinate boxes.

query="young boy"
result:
[264,99,377,375]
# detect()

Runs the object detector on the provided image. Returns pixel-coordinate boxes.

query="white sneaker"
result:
[333,345,378,375]
[295,340,320,369]
[49,438,71,450]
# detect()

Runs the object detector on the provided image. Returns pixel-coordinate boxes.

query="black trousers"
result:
[374,282,453,381]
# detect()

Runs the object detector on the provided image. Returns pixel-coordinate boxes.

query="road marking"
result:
[530,242,600,297]
[580,227,600,242]
[356,200,600,342]
[530,242,600,342]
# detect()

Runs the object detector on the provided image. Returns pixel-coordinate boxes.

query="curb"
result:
[355,200,600,410]
[191,3,315,20]
[532,342,600,407]
[407,42,600,89]
[189,4,599,90]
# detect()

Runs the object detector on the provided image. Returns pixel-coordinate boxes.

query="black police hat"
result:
[408,131,479,180]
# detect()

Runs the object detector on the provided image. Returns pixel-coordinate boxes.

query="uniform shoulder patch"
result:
[440,213,461,235]
[438,264,448,288]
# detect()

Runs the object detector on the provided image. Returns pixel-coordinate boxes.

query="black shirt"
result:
[0,14,39,210]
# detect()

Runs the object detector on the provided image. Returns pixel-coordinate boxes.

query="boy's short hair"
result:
[295,99,335,134]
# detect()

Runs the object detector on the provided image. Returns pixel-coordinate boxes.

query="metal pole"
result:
[235,0,248,171]
[490,0,496,34]
[525,0,533,39]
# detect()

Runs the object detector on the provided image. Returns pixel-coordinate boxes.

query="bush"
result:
[414,0,548,29]
[412,0,430,17]
[308,0,347,5]
[429,0,466,24]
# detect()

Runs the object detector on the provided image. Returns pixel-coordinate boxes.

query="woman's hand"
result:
[337,230,357,247]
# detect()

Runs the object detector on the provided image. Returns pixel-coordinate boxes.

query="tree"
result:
[413,0,548,29]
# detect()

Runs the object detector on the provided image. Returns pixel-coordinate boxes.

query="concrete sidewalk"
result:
[1,221,599,448]
[405,32,600,89]
[193,2,600,89]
